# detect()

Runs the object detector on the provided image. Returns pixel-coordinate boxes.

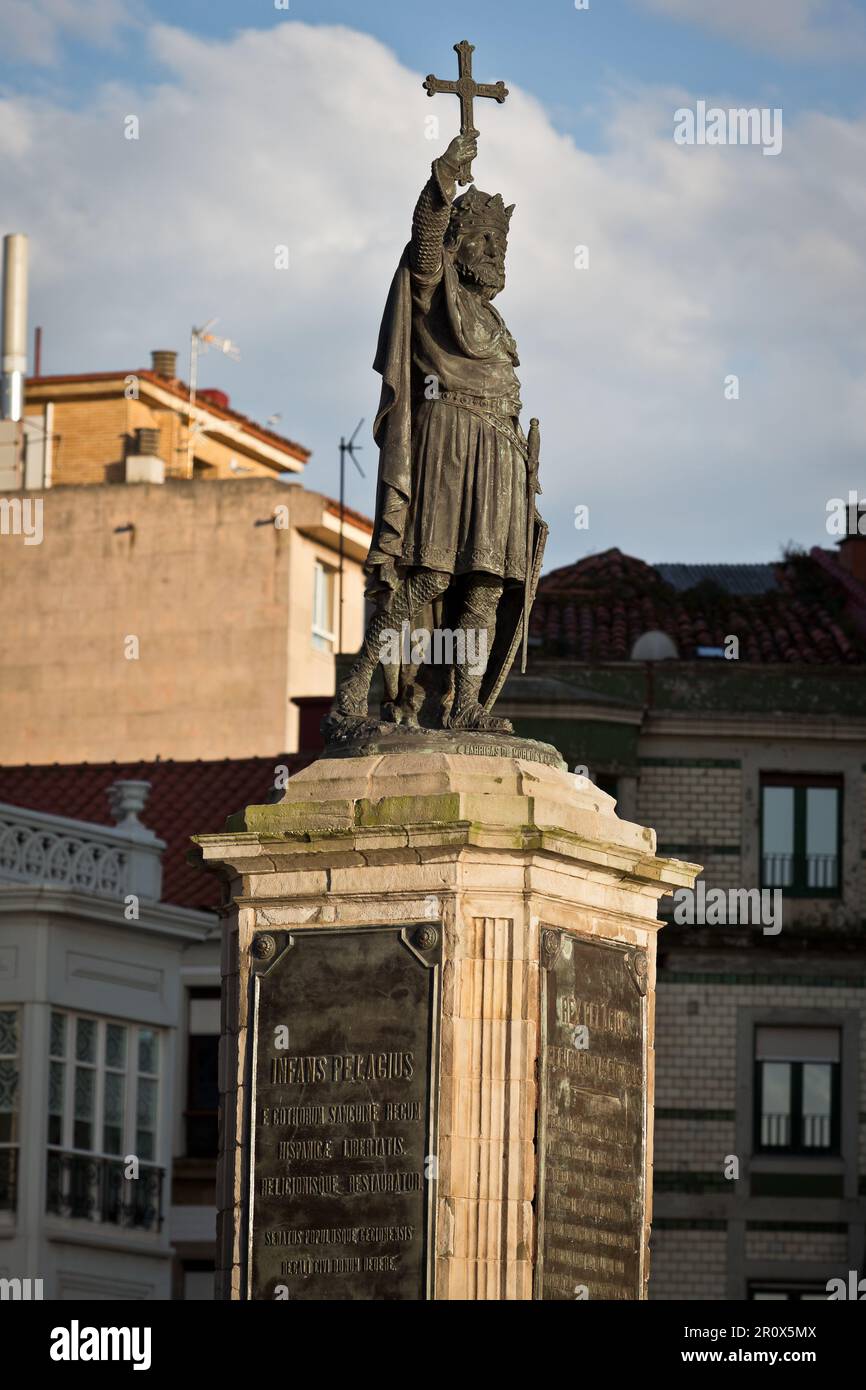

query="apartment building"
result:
[0,755,310,1299]
[0,474,370,764]
[502,533,866,1299]
[0,316,372,764]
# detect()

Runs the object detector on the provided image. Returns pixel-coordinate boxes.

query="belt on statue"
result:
[434,390,527,459]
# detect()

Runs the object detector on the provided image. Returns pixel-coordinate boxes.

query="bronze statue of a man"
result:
[329,129,545,740]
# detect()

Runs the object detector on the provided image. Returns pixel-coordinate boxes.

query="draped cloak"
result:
[365,242,528,596]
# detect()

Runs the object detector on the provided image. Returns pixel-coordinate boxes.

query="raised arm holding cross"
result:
[423,39,508,184]
[328,39,547,743]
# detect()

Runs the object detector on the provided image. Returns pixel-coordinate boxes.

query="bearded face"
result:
[453,225,507,300]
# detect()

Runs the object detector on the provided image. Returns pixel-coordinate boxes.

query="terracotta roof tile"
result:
[28,371,310,464]
[0,755,312,910]
[531,548,866,664]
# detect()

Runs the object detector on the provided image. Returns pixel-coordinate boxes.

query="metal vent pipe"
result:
[1,233,28,421]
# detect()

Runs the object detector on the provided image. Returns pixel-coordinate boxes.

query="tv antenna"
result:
[185,319,240,477]
[338,419,365,653]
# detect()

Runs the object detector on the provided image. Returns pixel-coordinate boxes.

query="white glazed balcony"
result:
[0,784,165,903]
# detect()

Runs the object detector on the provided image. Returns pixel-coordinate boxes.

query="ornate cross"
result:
[423,40,508,185]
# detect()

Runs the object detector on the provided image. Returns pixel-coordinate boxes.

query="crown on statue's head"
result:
[448,187,515,239]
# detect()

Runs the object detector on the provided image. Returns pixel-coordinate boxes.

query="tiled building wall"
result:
[653,1115,735,1170]
[654,979,738,1115]
[32,396,129,485]
[655,976,866,1121]
[744,1229,849,1263]
[649,1227,727,1301]
[650,972,866,1298]
[24,394,283,486]
[637,760,742,891]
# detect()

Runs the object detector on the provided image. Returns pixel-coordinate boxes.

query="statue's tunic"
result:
[366,161,528,591]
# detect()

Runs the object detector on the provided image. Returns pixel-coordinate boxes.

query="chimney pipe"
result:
[151,349,177,379]
[1,233,28,421]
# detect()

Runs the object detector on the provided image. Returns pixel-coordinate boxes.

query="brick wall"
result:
[655,977,866,1119]
[638,761,742,893]
[650,972,866,1297]
[638,762,741,843]
[744,1229,848,1262]
[24,393,287,486]
[40,395,128,485]
[653,1115,735,1169]
[650,1227,727,1300]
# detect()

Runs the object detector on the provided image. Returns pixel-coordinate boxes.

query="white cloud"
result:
[2,20,864,567]
[0,0,137,66]
[634,0,866,60]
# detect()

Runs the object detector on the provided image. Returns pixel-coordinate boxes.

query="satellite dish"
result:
[630,630,679,661]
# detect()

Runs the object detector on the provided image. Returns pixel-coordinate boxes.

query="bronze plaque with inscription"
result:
[247,924,440,1300]
[536,930,647,1300]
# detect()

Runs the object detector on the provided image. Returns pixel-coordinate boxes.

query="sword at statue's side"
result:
[521,417,541,674]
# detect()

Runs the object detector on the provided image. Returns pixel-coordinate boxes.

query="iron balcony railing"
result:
[802,1113,832,1148]
[760,1111,790,1147]
[45,1149,164,1232]
[761,853,838,891]
[760,1112,832,1149]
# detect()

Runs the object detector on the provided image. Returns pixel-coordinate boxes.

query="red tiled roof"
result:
[0,756,312,911]
[27,371,310,464]
[531,548,866,664]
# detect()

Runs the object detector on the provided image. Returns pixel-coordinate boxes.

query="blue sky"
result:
[6,1,865,131]
[2,1,865,566]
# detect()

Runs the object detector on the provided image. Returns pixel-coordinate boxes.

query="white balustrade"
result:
[0,810,129,897]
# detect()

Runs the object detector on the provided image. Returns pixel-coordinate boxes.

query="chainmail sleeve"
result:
[410,158,456,277]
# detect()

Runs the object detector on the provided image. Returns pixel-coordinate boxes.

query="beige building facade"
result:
[18,350,309,487]
[0,477,370,764]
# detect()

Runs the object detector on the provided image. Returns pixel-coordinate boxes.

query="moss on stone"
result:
[355,792,463,827]
[229,800,353,834]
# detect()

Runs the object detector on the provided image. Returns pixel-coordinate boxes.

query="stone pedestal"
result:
[194,750,699,1301]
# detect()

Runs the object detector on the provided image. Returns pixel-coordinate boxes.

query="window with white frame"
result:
[312,560,336,652]
[0,1009,19,1213]
[46,1011,163,1229]
[48,1011,160,1160]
